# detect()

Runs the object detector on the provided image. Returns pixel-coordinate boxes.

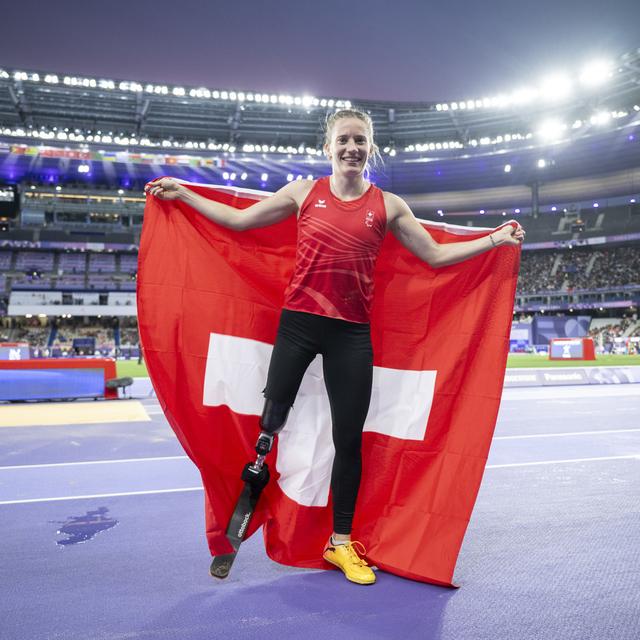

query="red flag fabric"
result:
[137,181,520,586]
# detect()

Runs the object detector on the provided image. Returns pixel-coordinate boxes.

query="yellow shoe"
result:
[323,539,376,585]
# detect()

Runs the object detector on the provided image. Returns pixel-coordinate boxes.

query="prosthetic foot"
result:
[209,399,290,579]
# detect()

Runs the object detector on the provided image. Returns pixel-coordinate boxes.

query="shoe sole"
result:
[322,554,376,585]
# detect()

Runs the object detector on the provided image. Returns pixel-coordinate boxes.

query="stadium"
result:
[1,31,639,640]
[1,51,640,364]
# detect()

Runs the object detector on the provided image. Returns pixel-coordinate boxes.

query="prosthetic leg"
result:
[209,399,290,579]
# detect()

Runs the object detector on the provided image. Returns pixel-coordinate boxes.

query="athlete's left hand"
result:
[494,221,526,246]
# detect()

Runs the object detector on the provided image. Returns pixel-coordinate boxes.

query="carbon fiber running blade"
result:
[209,483,258,579]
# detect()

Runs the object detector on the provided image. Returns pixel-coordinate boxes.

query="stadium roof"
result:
[1,49,639,154]
[1,49,640,205]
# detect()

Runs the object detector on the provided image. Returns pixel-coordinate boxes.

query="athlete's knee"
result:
[260,398,292,435]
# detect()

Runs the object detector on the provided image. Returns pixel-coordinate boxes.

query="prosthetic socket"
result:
[240,399,291,490]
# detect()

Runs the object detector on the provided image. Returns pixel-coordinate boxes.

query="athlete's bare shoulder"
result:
[381,190,410,224]
[277,178,316,210]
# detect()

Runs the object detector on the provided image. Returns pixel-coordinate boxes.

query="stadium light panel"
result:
[537,159,546,169]
[579,60,613,87]
[261,173,268,181]
[539,73,572,101]
[504,164,511,173]
[240,173,247,181]
[287,174,294,182]
[590,112,611,125]
[537,119,567,140]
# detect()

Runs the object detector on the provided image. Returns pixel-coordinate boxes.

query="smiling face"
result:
[325,117,373,178]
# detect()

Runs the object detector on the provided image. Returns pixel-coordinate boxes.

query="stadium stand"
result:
[0,56,639,358]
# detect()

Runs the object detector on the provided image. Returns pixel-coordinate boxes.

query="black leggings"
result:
[263,309,373,535]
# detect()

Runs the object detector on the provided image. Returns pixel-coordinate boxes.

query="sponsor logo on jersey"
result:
[314,199,327,208]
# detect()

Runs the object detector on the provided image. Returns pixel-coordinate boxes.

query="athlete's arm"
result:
[385,192,525,268]
[145,178,313,231]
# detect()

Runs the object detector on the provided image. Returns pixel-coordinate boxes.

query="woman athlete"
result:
[146,108,525,585]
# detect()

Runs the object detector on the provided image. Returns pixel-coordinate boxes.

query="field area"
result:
[116,354,640,378]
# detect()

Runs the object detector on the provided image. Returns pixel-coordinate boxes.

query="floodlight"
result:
[590,112,611,125]
[579,60,612,87]
[539,73,572,101]
[537,119,567,140]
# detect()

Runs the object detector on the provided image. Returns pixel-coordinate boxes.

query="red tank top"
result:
[282,176,387,323]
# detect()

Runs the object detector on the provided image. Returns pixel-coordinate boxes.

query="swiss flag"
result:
[137,181,520,586]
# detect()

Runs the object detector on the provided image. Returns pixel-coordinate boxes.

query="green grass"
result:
[507,353,640,368]
[116,354,640,377]
[116,360,149,378]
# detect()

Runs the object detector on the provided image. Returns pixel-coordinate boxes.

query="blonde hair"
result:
[324,108,382,175]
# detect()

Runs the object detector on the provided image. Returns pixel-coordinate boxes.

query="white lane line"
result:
[1,454,638,505]
[0,455,188,471]
[494,428,640,440]
[0,487,203,506]
[487,454,640,469]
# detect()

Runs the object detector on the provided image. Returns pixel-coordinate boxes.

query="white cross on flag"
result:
[138,181,519,586]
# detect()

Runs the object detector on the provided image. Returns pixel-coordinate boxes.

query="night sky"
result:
[1,0,638,102]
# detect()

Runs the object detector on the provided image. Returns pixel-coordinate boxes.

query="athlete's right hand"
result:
[145,177,182,200]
